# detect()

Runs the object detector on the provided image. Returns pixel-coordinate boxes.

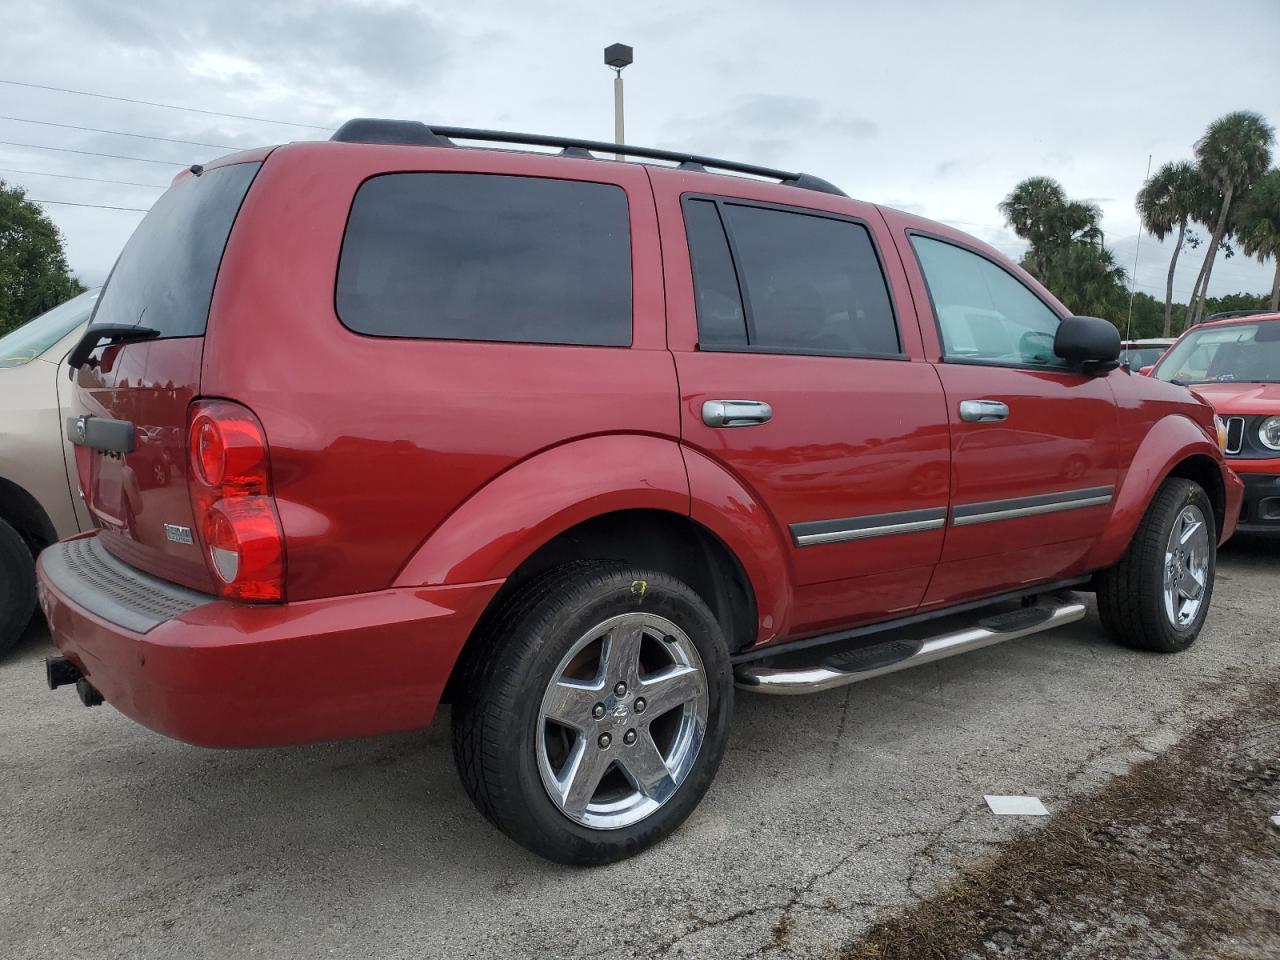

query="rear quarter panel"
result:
[201,142,677,601]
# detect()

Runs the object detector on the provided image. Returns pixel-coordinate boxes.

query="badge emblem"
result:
[163,524,194,545]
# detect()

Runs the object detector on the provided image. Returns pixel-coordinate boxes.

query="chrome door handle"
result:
[959,399,1009,423]
[702,399,773,427]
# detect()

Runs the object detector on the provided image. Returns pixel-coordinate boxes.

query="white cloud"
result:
[3,0,1277,297]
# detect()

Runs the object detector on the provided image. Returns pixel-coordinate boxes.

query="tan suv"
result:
[0,289,97,654]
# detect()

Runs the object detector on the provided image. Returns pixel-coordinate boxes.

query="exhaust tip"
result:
[45,656,83,690]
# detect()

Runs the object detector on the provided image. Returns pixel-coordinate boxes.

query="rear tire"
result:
[1096,479,1216,653]
[450,561,732,865]
[0,517,37,657]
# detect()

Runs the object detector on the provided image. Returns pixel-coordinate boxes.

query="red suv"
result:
[38,120,1243,864]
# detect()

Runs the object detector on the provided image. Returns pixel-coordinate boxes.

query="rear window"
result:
[683,197,901,358]
[336,173,632,346]
[93,162,260,338]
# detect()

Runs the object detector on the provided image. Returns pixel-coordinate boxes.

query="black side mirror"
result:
[1054,316,1121,372]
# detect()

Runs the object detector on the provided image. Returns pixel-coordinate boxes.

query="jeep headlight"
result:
[1260,416,1280,451]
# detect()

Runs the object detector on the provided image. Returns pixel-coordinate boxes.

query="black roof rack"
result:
[329,118,847,197]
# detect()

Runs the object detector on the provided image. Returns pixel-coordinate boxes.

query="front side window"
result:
[336,173,632,346]
[683,197,900,358]
[910,235,1065,368]
[1153,321,1280,384]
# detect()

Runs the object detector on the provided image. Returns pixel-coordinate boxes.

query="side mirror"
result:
[1054,316,1121,372]
[1138,365,1154,376]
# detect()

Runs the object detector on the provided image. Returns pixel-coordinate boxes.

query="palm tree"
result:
[999,177,1103,279]
[1136,161,1211,335]
[999,176,1069,278]
[1189,111,1275,322]
[1234,168,1280,310]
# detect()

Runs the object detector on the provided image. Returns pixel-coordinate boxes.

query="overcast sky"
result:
[3,0,1278,303]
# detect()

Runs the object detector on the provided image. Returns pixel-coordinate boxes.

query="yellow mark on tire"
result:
[631,579,648,597]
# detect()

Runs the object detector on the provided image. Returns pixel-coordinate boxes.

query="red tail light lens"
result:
[187,400,285,602]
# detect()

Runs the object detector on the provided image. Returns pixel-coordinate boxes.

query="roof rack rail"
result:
[329,118,847,197]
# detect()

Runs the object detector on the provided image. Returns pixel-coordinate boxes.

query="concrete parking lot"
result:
[2,537,1275,960]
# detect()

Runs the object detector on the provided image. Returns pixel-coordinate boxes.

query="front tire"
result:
[0,517,37,657]
[1097,478,1216,653]
[450,562,732,865]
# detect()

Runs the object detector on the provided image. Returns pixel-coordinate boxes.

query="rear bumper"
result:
[1232,460,1280,535]
[36,533,501,748]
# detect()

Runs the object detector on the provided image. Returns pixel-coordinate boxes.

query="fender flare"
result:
[394,434,691,587]
[391,434,795,648]
[1084,414,1225,570]
[680,446,794,645]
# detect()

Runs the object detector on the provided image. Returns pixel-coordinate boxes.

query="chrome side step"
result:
[735,593,1087,695]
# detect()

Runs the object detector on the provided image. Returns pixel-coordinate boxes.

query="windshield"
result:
[0,289,100,368]
[1153,321,1280,384]
[1121,346,1166,369]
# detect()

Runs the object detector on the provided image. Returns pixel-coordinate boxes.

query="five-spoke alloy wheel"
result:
[537,612,709,829]
[451,562,731,865]
[1163,503,1210,628]
[1098,478,1217,653]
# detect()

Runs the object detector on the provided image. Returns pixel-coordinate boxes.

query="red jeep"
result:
[38,120,1242,864]
[1143,312,1280,535]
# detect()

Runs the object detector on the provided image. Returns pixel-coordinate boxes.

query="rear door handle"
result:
[958,399,1009,423]
[702,400,773,427]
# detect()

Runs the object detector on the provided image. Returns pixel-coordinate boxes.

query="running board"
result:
[735,593,1087,695]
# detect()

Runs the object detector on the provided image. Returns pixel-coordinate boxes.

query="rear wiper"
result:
[66,324,160,376]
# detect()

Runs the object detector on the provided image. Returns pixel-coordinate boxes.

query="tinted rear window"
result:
[722,204,900,357]
[683,196,900,358]
[335,173,632,346]
[93,162,260,337]
[683,199,747,348]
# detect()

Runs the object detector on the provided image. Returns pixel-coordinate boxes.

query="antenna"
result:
[1125,153,1153,342]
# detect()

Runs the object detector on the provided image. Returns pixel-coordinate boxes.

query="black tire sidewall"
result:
[1140,482,1217,651]
[468,567,732,864]
[0,517,37,654]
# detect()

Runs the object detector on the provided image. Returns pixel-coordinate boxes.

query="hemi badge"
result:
[164,524,194,545]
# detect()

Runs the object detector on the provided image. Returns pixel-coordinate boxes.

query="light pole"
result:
[604,43,632,160]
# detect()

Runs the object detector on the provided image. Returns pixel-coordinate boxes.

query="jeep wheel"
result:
[1097,478,1216,653]
[0,517,38,657]
[451,562,732,865]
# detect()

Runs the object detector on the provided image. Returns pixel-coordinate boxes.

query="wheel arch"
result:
[1085,414,1228,570]
[0,476,59,556]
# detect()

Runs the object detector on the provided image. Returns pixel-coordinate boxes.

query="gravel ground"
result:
[1,536,1275,959]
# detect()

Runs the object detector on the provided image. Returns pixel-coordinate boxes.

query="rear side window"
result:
[683,197,901,358]
[336,173,632,346]
[93,162,260,337]
[683,199,747,348]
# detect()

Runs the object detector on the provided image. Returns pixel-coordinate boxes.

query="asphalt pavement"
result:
[2,536,1275,959]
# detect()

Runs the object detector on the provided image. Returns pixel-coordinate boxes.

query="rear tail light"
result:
[187,400,285,602]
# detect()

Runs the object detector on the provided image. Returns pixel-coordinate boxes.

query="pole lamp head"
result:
[604,43,633,74]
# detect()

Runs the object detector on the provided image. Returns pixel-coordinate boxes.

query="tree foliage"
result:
[1135,160,1212,334]
[999,176,1128,325]
[1233,167,1280,310]
[0,181,84,335]
[1188,110,1275,322]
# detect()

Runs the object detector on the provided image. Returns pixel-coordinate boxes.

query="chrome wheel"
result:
[1163,503,1210,628]
[536,612,709,830]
